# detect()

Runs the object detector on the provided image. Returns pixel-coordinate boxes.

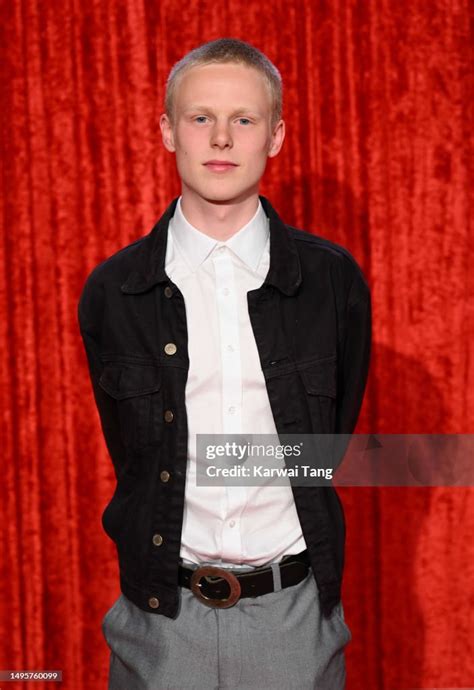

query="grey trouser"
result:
[102,566,351,689]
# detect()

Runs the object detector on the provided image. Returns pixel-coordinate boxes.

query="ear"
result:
[268,119,285,158]
[160,113,176,153]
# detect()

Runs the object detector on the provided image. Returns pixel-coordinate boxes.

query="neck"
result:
[179,187,260,241]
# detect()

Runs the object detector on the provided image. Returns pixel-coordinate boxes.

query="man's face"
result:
[160,62,285,204]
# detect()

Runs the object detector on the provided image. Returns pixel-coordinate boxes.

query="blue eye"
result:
[193,116,252,125]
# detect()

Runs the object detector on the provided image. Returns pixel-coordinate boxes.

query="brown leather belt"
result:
[178,549,310,608]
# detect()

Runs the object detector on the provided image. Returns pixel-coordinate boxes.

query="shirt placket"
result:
[212,247,248,562]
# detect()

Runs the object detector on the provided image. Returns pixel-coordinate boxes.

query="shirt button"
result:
[222,287,230,296]
[164,342,177,355]
[152,534,163,546]
[148,597,160,609]
[228,406,235,414]
[229,520,236,527]
[164,410,174,423]
[160,470,170,483]
[164,286,173,298]
[226,344,234,352]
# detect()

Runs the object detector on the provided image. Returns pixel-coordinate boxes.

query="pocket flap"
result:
[299,357,337,398]
[98,362,162,400]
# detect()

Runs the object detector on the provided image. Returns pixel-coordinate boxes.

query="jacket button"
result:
[164,286,173,298]
[164,410,174,423]
[152,533,163,546]
[148,597,160,609]
[164,343,177,355]
[160,470,170,482]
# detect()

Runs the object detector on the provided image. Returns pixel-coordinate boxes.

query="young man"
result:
[78,38,371,690]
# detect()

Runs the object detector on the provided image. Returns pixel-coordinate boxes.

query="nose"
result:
[210,119,233,148]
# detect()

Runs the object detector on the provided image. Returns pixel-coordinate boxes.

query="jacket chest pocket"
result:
[298,355,337,433]
[98,361,163,451]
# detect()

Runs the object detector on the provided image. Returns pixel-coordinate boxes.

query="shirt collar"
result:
[120,194,302,297]
[169,196,269,273]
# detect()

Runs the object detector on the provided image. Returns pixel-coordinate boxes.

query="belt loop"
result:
[270,562,282,592]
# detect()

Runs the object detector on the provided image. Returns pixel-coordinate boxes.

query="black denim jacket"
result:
[77,195,371,618]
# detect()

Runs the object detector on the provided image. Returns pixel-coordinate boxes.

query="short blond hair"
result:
[164,37,283,129]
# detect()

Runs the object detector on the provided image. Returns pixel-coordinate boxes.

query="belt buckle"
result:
[190,565,241,608]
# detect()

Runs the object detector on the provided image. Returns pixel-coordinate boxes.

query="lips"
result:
[204,160,237,166]
[204,161,238,172]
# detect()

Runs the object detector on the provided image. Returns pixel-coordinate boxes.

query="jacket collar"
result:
[121,195,302,296]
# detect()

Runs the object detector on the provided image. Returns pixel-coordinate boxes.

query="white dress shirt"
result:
[165,196,307,568]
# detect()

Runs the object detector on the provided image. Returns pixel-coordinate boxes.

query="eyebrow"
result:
[183,105,261,116]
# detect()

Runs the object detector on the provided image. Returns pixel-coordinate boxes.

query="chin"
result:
[193,184,256,204]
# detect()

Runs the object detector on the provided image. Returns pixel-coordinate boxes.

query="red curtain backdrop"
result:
[1,1,472,688]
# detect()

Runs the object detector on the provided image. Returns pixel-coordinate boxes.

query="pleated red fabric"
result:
[1,1,472,688]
